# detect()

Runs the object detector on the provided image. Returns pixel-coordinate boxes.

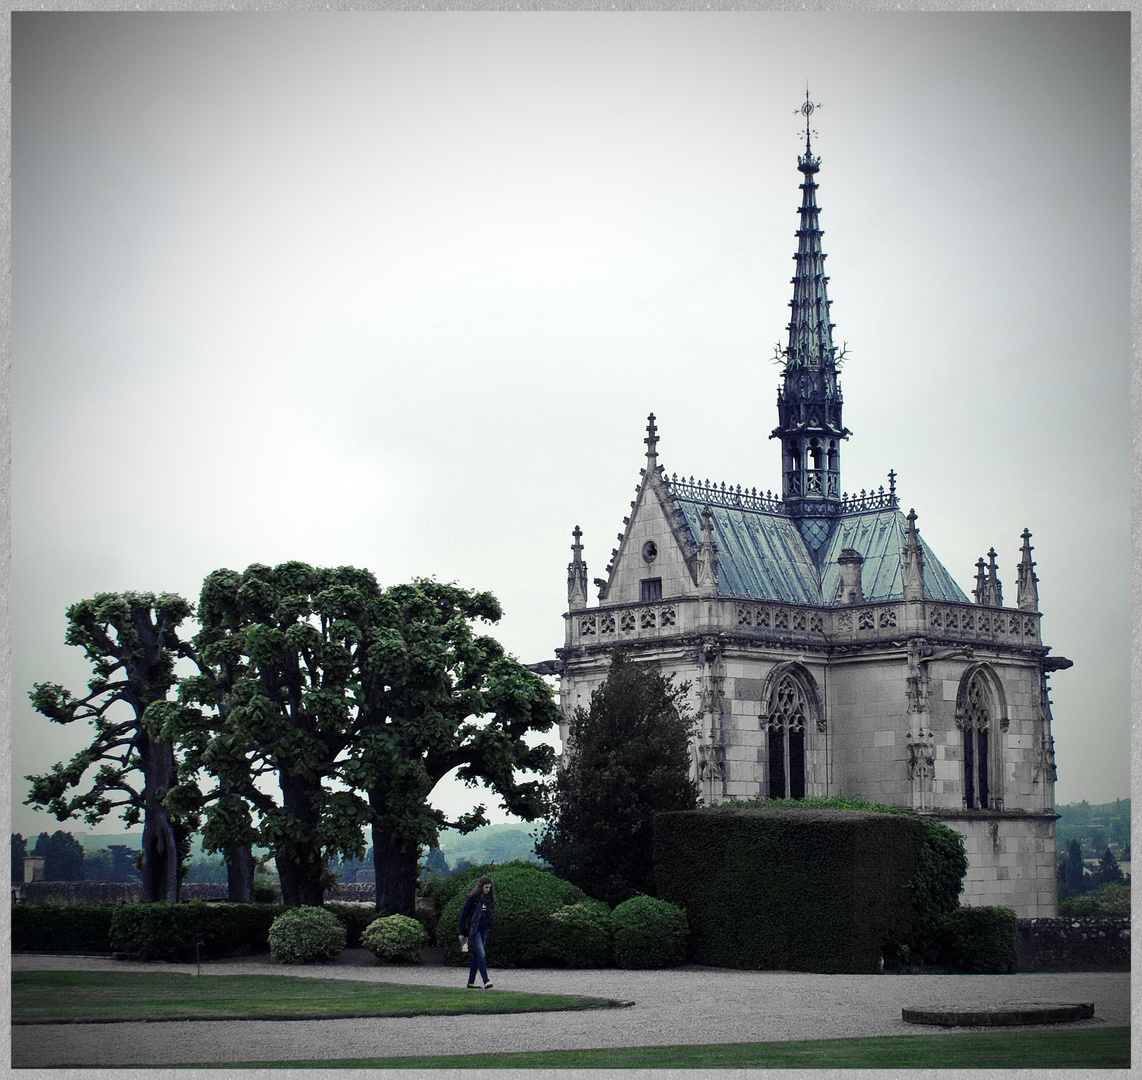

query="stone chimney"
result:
[836,548,864,605]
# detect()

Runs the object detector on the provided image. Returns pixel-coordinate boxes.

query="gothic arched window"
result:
[960,671,992,809]
[764,672,810,799]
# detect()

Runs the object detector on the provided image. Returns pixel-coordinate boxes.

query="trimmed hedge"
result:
[12,902,116,953]
[612,896,688,969]
[109,902,284,961]
[325,902,378,948]
[438,862,591,968]
[654,806,924,973]
[939,906,1018,974]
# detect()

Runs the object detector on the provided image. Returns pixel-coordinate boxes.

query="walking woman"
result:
[458,876,495,989]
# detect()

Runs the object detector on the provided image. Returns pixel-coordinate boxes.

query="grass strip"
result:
[172,1027,1130,1070]
[12,970,624,1024]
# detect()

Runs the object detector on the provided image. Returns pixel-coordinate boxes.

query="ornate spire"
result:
[567,525,588,610]
[985,548,1004,607]
[772,91,850,515]
[644,413,659,465]
[972,557,987,605]
[901,508,925,602]
[1016,528,1039,612]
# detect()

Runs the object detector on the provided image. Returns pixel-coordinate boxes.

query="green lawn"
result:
[11,970,623,1024]
[185,1028,1129,1070]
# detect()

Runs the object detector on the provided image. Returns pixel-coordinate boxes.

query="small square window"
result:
[640,578,663,602]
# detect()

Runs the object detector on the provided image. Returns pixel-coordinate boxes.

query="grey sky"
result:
[11,12,1130,838]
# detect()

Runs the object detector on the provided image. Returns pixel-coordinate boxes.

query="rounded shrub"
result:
[612,895,688,969]
[548,899,614,968]
[268,905,347,964]
[362,914,429,964]
[438,862,588,968]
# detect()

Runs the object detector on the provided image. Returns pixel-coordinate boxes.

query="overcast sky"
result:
[10,11,1131,840]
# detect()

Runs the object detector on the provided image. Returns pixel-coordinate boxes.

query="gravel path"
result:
[11,952,1131,1068]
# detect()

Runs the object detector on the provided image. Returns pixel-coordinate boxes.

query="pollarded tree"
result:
[536,650,700,906]
[25,593,200,901]
[182,562,378,907]
[344,579,559,915]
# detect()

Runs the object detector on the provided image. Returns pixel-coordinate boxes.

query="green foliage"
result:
[12,832,27,882]
[1059,881,1130,916]
[268,906,347,964]
[109,902,283,961]
[186,566,559,912]
[937,906,1018,974]
[611,895,688,969]
[12,901,115,952]
[30,831,86,881]
[362,914,429,963]
[438,862,589,968]
[537,650,699,905]
[654,806,925,973]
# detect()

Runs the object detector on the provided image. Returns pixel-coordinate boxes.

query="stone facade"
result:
[543,99,1070,920]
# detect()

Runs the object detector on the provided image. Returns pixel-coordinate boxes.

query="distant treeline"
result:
[1055,799,1130,859]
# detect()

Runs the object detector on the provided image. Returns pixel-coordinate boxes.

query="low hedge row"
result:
[12,902,117,953]
[14,901,382,962]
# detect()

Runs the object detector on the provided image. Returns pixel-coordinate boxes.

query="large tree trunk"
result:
[139,736,180,903]
[276,773,328,906]
[371,819,419,916]
[225,845,255,903]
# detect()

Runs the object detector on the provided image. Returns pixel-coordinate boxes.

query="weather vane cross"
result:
[796,88,822,149]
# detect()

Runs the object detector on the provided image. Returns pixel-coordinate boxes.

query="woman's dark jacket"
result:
[459,894,494,937]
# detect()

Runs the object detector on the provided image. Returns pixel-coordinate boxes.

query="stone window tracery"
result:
[763,670,813,800]
[620,611,636,633]
[960,671,992,810]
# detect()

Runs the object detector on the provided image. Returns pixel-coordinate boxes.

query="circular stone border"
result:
[903,1002,1095,1028]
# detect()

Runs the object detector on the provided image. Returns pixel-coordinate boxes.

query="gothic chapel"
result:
[542,98,1070,919]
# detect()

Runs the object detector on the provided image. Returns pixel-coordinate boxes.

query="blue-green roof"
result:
[672,498,969,605]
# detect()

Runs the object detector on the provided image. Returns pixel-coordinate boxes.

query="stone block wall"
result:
[938,814,1058,918]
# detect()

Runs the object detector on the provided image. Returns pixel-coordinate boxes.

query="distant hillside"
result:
[1056,799,1130,856]
[435,822,542,869]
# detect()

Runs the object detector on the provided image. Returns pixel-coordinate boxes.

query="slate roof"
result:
[671,496,970,606]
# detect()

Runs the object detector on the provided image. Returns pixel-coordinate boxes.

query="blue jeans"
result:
[467,930,489,985]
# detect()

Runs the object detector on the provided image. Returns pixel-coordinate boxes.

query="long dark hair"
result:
[467,876,495,904]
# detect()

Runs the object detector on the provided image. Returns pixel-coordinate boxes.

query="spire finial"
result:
[644,413,659,461]
[888,469,897,497]
[794,87,822,155]
[1016,528,1039,612]
[567,525,588,610]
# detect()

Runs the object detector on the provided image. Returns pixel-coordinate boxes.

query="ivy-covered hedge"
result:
[938,906,1018,974]
[438,862,595,968]
[12,902,116,953]
[654,805,925,973]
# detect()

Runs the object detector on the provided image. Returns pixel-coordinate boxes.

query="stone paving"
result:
[10,951,1131,1068]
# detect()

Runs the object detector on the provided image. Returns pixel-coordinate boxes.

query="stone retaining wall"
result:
[1016,916,1130,971]
[14,881,378,904]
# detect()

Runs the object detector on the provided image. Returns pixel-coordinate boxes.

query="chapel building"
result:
[543,99,1070,919]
